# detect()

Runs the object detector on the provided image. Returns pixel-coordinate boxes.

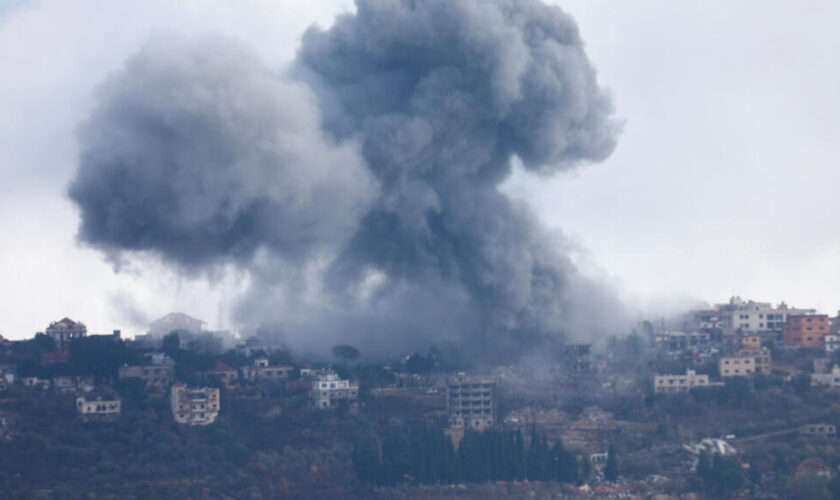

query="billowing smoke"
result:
[69,0,626,358]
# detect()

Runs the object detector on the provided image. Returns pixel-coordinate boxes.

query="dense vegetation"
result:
[352,425,578,486]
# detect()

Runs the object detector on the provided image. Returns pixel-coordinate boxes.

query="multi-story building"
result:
[684,310,724,340]
[812,365,840,388]
[76,395,121,421]
[311,373,359,409]
[717,297,815,335]
[170,383,220,426]
[241,356,294,383]
[654,369,711,394]
[719,348,772,377]
[825,334,840,353]
[118,357,175,392]
[558,344,592,375]
[45,318,87,348]
[784,315,830,349]
[656,331,710,351]
[447,373,495,430]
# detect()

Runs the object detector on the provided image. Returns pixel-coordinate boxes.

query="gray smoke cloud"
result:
[69,36,377,269]
[69,0,626,357]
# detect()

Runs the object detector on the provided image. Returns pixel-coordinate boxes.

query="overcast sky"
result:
[1,0,839,339]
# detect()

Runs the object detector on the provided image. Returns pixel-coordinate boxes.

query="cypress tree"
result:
[605,444,618,482]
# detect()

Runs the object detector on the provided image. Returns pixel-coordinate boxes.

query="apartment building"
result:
[654,369,711,394]
[311,372,359,409]
[76,395,121,421]
[719,348,772,377]
[447,372,495,430]
[170,384,220,426]
[717,297,814,335]
[784,315,830,349]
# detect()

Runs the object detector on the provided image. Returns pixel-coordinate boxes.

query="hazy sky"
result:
[1,0,839,339]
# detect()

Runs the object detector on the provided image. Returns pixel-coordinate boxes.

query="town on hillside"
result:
[3,298,840,498]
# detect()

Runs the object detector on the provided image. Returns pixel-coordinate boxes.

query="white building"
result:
[654,369,711,394]
[45,317,87,348]
[717,297,814,335]
[812,365,840,388]
[311,373,359,409]
[825,335,840,354]
[76,395,121,421]
[170,383,220,425]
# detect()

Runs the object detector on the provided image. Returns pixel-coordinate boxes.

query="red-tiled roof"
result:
[797,459,831,475]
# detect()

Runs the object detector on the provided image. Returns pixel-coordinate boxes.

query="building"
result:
[784,314,830,349]
[655,331,709,351]
[0,365,14,391]
[170,384,220,426]
[812,365,840,388]
[799,424,837,438]
[311,372,359,409]
[118,356,175,392]
[22,377,50,390]
[825,335,840,353]
[559,344,592,375]
[741,336,762,349]
[76,395,121,421]
[241,356,294,383]
[654,369,711,394]
[45,318,87,348]
[717,297,814,335]
[447,373,495,430]
[203,361,239,389]
[148,312,206,338]
[796,459,832,479]
[719,348,772,377]
[52,375,94,394]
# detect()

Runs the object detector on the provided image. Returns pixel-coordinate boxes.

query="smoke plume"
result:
[69,0,626,357]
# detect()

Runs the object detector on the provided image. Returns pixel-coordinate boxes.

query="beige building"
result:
[118,357,175,392]
[654,369,711,394]
[203,361,239,389]
[447,372,495,430]
[76,395,121,421]
[719,348,772,377]
[45,318,87,348]
[170,383,220,426]
[242,356,294,383]
[311,372,359,409]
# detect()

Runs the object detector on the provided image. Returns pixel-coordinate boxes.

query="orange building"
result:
[784,314,829,348]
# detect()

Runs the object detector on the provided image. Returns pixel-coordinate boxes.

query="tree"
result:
[331,345,360,363]
[792,373,812,394]
[604,444,618,482]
